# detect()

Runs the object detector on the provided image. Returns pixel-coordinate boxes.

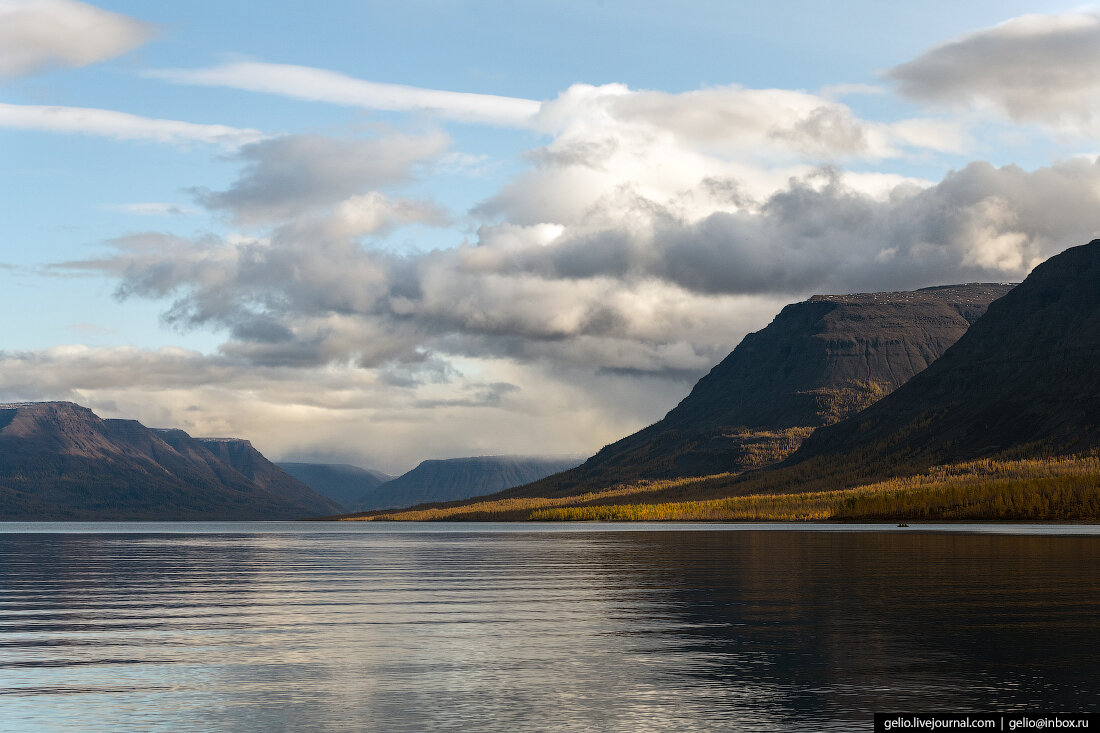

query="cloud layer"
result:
[886,11,1100,135]
[147,62,542,127]
[195,132,451,224]
[0,102,265,146]
[0,0,153,78]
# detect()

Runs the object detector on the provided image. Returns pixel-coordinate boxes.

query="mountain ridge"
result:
[0,402,341,520]
[354,455,585,511]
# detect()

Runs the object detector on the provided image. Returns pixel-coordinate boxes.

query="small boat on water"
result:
[897,523,910,527]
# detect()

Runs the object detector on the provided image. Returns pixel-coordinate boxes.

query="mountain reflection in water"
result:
[1,524,1098,732]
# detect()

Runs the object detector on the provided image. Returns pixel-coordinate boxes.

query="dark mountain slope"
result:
[508,283,1014,499]
[789,240,1100,469]
[356,456,584,511]
[276,462,393,511]
[0,402,340,519]
[192,438,340,514]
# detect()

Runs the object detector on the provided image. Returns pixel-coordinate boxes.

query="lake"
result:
[1,523,1098,732]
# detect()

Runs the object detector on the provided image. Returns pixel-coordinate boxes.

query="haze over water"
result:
[1,523,1098,732]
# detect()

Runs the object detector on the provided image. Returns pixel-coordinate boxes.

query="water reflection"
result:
[0,527,1097,732]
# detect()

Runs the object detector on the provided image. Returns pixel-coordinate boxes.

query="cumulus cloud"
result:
[886,11,1100,135]
[194,132,450,224]
[0,0,153,78]
[0,102,265,146]
[60,156,1100,385]
[477,83,955,232]
[475,160,1100,296]
[146,61,542,127]
[534,83,965,160]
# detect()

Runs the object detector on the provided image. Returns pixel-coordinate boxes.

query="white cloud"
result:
[886,11,1100,135]
[103,202,196,216]
[193,132,450,224]
[0,102,266,146]
[0,0,154,78]
[146,61,542,128]
[535,83,965,161]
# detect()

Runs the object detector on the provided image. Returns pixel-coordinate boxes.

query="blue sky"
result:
[2,0,1099,471]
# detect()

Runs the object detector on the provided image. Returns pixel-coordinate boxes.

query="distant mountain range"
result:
[346,456,585,511]
[0,403,341,520]
[277,463,393,511]
[0,399,585,519]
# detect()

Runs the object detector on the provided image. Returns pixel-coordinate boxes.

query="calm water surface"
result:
[1,523,1098,732]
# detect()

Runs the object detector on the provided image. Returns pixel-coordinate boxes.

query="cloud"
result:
[472,163,1068,296]
[885,11,1100,135]
[146,61,542,127]
[144,63,965,159]
[477,83,960,232]
[193,132,450,224]
[0,102,265,146]
[61,155,1100,383]
[0,0,154,78]
[534,83,966,161]
[103,202,196,216]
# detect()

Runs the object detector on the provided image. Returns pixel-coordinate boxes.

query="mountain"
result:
[0,402,342,520]
[354,456,585,511]
[508,283,1014,499]
[789,240,1100,469]
[516,241,1100,521]
[277,462,393,510]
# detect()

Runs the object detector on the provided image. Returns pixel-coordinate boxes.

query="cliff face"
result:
[791,241,1100,467]
[509,283,1015,498]
[190,437,334,510]
[355,456,584,511]
[0,402,341,520]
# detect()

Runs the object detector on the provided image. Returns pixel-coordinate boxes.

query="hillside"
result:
[0,402,342,520]
[353,456,584,511]
[503,283,1014,499]
[277,462,393,510]
[369,241,1100,522]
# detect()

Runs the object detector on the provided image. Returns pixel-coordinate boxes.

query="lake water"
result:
[1,522,1098,732]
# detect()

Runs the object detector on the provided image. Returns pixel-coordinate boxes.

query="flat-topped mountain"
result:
[508,283,1014,499]
[354,455,584,511]
[790,240,1100,468]
[277,462,393,511]
[0,402,342,520]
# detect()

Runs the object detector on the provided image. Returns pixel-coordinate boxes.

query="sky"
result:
[3,0,1100,473]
